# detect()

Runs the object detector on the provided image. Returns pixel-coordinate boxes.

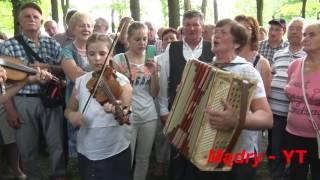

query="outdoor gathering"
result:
[0,0,319,180]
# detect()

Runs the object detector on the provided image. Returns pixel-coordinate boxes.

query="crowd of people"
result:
[0,2,319,180]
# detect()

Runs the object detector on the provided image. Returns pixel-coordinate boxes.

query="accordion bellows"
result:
[163,59,257,171]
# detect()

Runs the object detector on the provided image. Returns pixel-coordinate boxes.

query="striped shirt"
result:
[268,47,306,116]
[258,39,288,65]
[0,33,62,94]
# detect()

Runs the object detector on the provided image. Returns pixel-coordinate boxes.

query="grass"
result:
[0,137,273,180]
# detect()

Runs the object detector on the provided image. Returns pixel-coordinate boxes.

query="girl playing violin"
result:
[64,33,132,180]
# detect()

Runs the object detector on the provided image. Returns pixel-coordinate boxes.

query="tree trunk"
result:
[201,0,207,20]
[256,0,263,25]
[51,0,59,23]
[213,0,218,23]
[130,0,140,21]
[61,0,69,30]
[168,0,180,28]
[11,0,23,36]
[111,9,115,33]
[184,0,191,12]
[301,0,307,18]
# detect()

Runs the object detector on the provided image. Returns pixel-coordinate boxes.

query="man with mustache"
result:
[0,2,66,180]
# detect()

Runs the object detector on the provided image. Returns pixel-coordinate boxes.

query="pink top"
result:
[284,58,320,138]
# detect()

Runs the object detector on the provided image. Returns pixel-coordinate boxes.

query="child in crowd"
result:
[64,33,132,180]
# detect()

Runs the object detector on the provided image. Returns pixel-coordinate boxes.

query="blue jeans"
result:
[78,147,131,180]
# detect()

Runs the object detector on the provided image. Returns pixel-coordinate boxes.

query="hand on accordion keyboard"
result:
[205,99,239,130]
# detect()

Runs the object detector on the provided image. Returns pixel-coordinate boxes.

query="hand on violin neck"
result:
[103,100,122,113]
[103,101,131,125]
[0,66,7,84]
[26,67,53,84]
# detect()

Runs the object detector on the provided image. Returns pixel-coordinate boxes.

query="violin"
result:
[0,56,59,94]
[86,66,129,125]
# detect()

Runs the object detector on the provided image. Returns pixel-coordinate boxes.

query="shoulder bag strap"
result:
[301,59,320,158]
[301,59,319,132]
[15,35,44,63]
[253,54,260,67]
[123,53,133,84]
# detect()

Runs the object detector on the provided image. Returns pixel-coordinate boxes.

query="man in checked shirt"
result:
[0,2,66,180]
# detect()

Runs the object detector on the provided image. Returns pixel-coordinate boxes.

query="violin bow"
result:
[82,21,128,114]
[0,80,5,95]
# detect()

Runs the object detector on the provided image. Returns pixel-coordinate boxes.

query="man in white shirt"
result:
[156,10,214,180]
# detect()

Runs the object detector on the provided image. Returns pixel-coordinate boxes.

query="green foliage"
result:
[273,2,320,21]
[160,0,168,26]
[110,0,130,17]
[0,0,13,35]
[0,0,51,37]
[233,0,320,27]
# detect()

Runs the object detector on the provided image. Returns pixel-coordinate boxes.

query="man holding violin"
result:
[0,2,66,180]
[0,65,54,104]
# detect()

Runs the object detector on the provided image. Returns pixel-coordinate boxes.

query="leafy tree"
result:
[110,0,130,32]
[273,1,320,20]
[160,0,168,26]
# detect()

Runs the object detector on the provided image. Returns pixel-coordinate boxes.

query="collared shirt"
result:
[258,39,289,65]
[268,47,306,116]
[0,33,62,94]
[156,38,204,116]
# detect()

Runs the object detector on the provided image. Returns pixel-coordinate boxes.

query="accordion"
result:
[163,59,257,171]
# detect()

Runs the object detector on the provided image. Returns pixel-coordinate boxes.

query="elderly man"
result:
[145,21,157,45]
[268,17,306,180]
[93,17,109,34]
[157,10,214,180]
[258,18,289,165]
[0,2,66,180]
[44,20,59,37]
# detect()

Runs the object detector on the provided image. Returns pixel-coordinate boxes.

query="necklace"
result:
[73,42,86,56]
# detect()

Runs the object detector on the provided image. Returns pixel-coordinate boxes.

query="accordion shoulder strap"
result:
[216,80,249,168]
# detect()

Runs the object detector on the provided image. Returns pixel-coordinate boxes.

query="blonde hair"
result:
[86,33,113,51]
[68,12,93,31]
